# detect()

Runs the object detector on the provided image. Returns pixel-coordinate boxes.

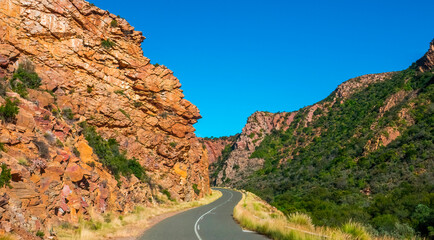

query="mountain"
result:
[0,0,209,237]
[206,40,434,238]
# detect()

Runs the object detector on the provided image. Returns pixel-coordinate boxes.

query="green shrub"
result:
[12,65,41,89]
[9,61,41,97]
[51,108,60,116]
[114,90,125,95]
[79,122,147,181]
[101,39,115,49]
[56,139,64,147]
[86,85,93,93]
[62,108,74,120]
[192,183,200,195]
[110,19,118,27]
[73,147,80,157]
[133,101,142,108]
[0,97,19,123]
[162,189,172,200]
[36,230,44,238]
[0,163,12,188]
[10,80,28,98]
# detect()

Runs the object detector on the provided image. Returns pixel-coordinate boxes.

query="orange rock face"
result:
[416,40,434,72]
[0,0,209,236]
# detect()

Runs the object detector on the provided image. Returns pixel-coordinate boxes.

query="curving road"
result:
[140,188,268,240]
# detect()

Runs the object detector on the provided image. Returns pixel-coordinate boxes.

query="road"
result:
[139,188,268,240]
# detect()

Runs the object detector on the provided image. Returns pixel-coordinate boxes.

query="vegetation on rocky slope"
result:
[79,122,147,182]
[239,68,434,238]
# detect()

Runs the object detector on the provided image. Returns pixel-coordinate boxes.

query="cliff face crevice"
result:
[0,0,209,236]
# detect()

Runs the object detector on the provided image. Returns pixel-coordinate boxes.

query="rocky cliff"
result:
[0,0,209,237]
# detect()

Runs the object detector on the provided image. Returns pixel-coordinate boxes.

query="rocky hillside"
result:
[206,40,434,238]
[207,71,394,186]
[0,0,209,238]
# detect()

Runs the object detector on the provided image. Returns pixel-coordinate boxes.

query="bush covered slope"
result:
[211,41,434,238]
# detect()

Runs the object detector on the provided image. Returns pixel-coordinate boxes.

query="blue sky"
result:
[92,0,433,137]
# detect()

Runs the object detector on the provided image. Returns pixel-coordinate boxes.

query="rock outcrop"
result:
[416,39,434,72]
[0,0,209,237]
[201,136,237,165]
[211,111,297,185]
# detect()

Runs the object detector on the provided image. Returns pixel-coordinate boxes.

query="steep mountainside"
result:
[0,0,209,237]
[206,40,434,238]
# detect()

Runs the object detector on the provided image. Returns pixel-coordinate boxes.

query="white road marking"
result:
[198,225,200,230]
[242,230,254,233]
[194,189,234,240]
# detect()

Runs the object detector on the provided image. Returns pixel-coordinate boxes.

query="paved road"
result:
[140,188,268,240]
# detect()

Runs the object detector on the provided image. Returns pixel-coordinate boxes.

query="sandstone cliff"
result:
[0,0,209,237]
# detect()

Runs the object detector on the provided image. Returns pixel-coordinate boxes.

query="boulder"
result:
[64,163,85,182]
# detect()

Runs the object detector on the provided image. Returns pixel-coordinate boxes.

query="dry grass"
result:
[233,191,400,240]
[56,189,222,240]
[0,234,17,240]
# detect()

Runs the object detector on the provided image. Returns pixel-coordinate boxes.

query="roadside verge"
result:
[233,190,387,240]
[55,189,222,240]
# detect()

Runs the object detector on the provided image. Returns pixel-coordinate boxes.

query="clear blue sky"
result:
[92,0,433,138]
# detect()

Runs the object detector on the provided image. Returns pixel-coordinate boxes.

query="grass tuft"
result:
[341,221,371,240]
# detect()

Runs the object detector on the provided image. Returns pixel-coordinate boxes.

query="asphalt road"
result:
[139,188,268,240]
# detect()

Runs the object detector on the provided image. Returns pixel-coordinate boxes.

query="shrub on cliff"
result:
[0,97,19,123]
[10,60,41,97]
[0,163,12,188]
[110,19,118,27]
[79,122,147,181]
[101,39,115,49]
